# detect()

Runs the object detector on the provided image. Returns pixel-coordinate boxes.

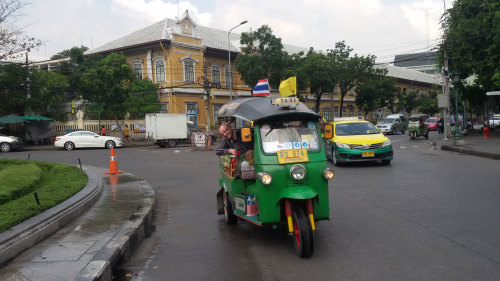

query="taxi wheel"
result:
[223,192,237,225]
[292,209,314,258]
[382,159,391,165]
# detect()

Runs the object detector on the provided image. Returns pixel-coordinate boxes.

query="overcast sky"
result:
[18,0,454,63]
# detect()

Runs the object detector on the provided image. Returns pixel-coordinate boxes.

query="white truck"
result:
[145,113,189,148]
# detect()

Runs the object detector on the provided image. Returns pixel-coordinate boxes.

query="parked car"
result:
[325,117,393,166]
[376,117,406,134]
[489,116,500,127]
[54,131,123,151]
[0,133,23,152]
[425,117,440,131]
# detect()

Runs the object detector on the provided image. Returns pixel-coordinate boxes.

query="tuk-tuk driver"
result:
[216,124,253,156]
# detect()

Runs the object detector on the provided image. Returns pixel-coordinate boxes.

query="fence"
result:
[53,119,147,140]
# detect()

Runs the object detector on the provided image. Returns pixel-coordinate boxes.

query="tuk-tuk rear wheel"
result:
[223,192,237,225]
[292,209,314,258]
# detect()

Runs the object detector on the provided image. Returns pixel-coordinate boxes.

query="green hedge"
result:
[0,159,88,232]
[0,164,42,205]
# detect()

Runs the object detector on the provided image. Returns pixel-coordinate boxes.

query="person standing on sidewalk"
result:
[124,124,132,143]
[101,125,106,136]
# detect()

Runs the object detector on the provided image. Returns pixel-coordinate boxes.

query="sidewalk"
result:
[0,166,155,281]
[438,128,500,160]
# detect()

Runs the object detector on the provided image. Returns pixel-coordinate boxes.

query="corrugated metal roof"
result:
[378,65,442,86]
[85,17,307,56]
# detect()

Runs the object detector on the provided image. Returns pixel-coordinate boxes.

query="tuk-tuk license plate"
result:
[362,151,375,157]
[277,149,309,164]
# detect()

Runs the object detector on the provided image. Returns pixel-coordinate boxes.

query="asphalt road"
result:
[2,131,500,281]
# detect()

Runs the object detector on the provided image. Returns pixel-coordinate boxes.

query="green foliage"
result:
[297,48,336,113]
[0,159,87,232]
[418,92,439,116]
[28,69,69,119]
[0,63,27,115]
[356,71,399,115]
[443,0,499,90]
[235,25,288,89]
[79,52,135,119]
[396,90,418,114]
[0,164,41,205]
[127,80,161,118]
[333,41,378,117]
[50,46,88,61]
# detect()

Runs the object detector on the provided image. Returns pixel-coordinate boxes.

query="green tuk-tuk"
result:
[408,114,429,139]
[216,97,335,258]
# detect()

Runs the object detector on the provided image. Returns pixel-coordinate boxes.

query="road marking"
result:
[390,138,407,143]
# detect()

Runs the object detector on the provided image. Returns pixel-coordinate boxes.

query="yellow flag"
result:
[279,77,297,97]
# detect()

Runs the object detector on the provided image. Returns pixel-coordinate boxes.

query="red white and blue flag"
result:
[253,79,270,97]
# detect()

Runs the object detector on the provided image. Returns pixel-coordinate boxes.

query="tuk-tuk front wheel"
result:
[292,209,314,258]
[223,192,237,225]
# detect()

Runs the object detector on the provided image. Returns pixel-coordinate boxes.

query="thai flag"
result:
[253,79,270,97]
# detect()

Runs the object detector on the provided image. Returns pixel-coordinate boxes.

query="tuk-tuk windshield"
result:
[260,120,320,154]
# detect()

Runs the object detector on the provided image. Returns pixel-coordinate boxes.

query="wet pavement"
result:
[0,167,154,281]
[0,130,497,280]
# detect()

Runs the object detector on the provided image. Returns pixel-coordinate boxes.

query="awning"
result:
[21,115,54,121]
[0,115,25,124]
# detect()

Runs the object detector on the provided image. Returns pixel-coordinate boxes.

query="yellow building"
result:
[81,11,442,128]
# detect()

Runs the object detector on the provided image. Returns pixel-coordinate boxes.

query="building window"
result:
[224,66,232,87]
[133,63,143,80]
[213,104,223,125]
[342,107,347,117]
[160,102,168,113]
[334,107,339,118]
[184,60,195,82]
[185,102,197,123]
[212,65,221,84]
[322,108,331,121]
[154,59,166,82]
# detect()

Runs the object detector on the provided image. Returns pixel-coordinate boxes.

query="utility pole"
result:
[25,52,31,115]
[201,63,221,132]
[440,0,451,140]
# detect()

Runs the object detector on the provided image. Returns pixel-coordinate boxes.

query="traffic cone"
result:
[106,147,122,174]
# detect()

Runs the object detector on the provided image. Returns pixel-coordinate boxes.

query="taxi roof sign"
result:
[333,116,364,122]
[272,97,299,109]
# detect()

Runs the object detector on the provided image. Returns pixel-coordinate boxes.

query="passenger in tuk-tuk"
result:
[215,124,253,157]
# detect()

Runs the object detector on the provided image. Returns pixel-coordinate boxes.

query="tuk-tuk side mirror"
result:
[324,124,333,139]
[241,128,252,142]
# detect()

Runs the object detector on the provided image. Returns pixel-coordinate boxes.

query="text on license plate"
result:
[277,149,309,164]
[362,151,375,157]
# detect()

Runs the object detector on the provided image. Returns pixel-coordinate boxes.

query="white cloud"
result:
[18,0,454,62]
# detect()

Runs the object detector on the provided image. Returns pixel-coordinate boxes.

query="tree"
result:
[28,70,69,120]
[440,0,500,91]
[51,46,88,61]
[355,69,399,116]
[0,63,26,114]
[298,48,336,113]
[235,25,288,90]
[79,53,134,121]
[0,0,41,60]
[417,92,439,116]
[127,79,161,119]
[396,90,418,114]
[329,41,377,117]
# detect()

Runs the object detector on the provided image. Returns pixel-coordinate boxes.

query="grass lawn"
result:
[0,159,88,232]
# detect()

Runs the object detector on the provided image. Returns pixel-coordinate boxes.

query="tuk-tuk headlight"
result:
[336,142,350,149]
[290,164,306,180]
[382,140,391,147]
[256,172,272,185]
[323,168,335,180]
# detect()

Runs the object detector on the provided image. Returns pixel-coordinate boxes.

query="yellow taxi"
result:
[324,117,393,165]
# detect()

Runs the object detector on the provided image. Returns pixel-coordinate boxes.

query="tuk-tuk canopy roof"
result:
[409,114,428,120]
[217,97,320,122]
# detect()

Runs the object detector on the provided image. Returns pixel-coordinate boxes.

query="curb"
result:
[441,145,500,160]
[77,177,156,281]
[0,166,102,266]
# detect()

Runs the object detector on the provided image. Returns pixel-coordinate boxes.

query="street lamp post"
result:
[228,20,248,100]
[452,71,464,145]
